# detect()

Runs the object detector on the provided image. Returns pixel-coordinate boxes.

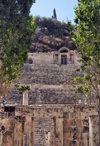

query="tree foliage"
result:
[52,8,57,19]
[15,84,30,94]
[71,1,100,143]
[34,15,74,36]
[0,0,37,101]
[71,0,100,103]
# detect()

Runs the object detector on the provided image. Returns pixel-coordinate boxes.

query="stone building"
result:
[0,47,99,146]
[27,47,76,65]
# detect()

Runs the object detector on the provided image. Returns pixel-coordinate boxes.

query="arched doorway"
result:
[58,47,69,65]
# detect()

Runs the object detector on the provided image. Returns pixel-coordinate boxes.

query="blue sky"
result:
[30,0,78,24]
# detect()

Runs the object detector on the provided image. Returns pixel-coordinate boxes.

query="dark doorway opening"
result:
[61,55,67,64]
[29,59,33,64]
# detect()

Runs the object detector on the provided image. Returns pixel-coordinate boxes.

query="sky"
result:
[30,0,78,24]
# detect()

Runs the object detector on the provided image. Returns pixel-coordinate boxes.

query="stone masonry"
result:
[0,105,99,146]
[0,48,99,146]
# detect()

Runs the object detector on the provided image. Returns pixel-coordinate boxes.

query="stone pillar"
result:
[89,116,93,146]
[56,117,63,146]
[14,118,23,146]
[31,117,34,146]
[23,90,28,105]
[89,113,99,146]
[24,116,33,146]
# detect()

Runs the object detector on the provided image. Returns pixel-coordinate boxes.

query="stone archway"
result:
[58,47,69,53]
[58,47,69,65]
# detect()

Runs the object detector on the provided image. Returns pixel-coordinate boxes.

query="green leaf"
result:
[15,84,19,88]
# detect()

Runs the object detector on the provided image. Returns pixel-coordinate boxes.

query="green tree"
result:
[0,0,37,103]
[71,0,100,144]
[53,8,57,19]
[52,8,57,19]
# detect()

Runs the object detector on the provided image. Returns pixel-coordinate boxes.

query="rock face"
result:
[0,105,99,146]
[30,27,77,52]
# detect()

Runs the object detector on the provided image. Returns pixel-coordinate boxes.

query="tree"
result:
[52,8,57,19]
[0,0,37,103]
[71,0,100,145]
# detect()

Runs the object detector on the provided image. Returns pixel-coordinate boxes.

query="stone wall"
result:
[28,53,54,64]
[5,63,86,105]
[27,49,80,65]
[3,49,84,105]
[20,64,82,85]
[0,105,99,146]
